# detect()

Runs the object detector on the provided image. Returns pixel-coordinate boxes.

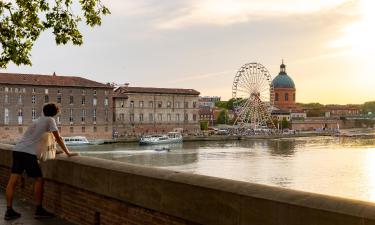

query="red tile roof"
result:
[199,108,213,115]
[0,72,112,88]
[114,86,200,96]
[324,105,361,110]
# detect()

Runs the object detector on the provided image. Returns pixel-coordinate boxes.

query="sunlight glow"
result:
[330,0,375,58]
[157,0,348,29]
[364,149,375,202]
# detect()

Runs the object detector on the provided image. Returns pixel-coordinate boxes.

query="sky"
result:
[1,0,375,104]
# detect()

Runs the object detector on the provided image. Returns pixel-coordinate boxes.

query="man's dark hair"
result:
[43,103,59,117]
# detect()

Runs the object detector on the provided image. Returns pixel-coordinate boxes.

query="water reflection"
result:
[70,136,375,202]
[268,140,296,156]
[74,142,199,167]
[116,152,198,167]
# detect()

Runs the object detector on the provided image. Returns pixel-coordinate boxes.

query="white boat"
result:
[63,136,90,146]
[89,139,105,145]
[140,132,183,145]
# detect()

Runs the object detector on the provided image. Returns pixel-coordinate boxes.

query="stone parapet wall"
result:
[2,144,375,225]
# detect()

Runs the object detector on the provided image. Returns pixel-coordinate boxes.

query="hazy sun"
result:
[331,0,375,57]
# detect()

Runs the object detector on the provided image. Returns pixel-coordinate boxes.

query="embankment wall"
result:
[1,144,375,225]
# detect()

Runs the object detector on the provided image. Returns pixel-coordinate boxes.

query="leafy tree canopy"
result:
[281,117,289,129]
[296,102,324,109]
[215,98,243,110]
[200,121,209,130]
[215,101,228,109]
[362,101,375,114]
[0,0,110,68]
[216,110,229,124]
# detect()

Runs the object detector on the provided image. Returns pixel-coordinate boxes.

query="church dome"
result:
[271,61,295,88]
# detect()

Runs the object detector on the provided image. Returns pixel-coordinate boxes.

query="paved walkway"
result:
[0,192,73,225]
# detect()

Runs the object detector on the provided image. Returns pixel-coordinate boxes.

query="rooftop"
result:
[114,86,200,96]
[271,61,296,89]
[0,72,112,88]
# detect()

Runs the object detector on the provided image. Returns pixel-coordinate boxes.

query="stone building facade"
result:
[199,108,215,126]
[113,86,200,136]
[198,96,221,109]
[324,105,361,117]
[0,73,113,142]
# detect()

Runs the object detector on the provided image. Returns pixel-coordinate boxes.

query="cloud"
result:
[155,0,352,29]
[329,0,375,57]
[167,69,234,84]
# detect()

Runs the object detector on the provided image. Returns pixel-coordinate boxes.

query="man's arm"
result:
[52,131,79,157]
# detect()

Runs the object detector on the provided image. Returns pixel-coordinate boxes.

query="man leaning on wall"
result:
[4,103,78,221]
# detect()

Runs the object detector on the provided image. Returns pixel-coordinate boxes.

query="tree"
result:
[215,101,228,109]
[226,98,236,110]
[362,101,375,114]
[0,0,110,68]
[215,98,244,110]
[200,121,209,130]
[281,118,289,129]
[216,110,229,124]
[306,109,324,117]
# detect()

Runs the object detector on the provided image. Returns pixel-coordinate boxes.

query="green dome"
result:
[271,62,295,88]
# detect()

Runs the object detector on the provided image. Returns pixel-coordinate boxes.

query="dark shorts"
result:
[11,151,43,178]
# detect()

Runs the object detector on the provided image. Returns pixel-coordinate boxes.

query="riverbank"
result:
[104,132,333,144]
[2,130,373,146]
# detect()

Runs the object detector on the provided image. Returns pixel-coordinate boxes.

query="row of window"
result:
[11,126,109,134]
[118,113,197,122]
[200,115,213,119]
[124,100,197,109]
[1,87,109,95]
[3,95,108,106]
[275,93,296,102]
[3,108,108,125]
[67,126,108,133]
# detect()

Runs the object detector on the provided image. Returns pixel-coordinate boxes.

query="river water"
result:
[71,136,375,202]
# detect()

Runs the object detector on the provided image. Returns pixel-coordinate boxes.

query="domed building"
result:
[271,60,296,111]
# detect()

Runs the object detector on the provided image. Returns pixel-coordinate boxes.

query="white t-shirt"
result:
[14,116,58,155]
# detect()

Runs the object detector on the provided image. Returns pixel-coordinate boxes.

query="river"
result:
[70,136,375,202]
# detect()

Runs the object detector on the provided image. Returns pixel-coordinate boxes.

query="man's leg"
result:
[34,177,54,219]
[5,174,21,208]
[34,177,43,206]
[4,174,22,220]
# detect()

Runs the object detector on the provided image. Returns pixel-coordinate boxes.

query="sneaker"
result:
[4,208,21,220]
[34,207,54,219]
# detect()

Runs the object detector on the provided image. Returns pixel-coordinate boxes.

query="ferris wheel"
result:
[232,62,275,130]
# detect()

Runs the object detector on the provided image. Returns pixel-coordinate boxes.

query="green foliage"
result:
[281,118,289,129]
[362,101,375,114]
[216,110,229,124]
[297,102,324,109]
[0,0,110,68]
[200,121,209,130]
[298,102,324,117]
[215,98,243,110]
[215,101,228,109]
[226,98,237,110]
[306,109,324,117]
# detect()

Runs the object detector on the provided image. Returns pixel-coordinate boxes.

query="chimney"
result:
[52,72,56,77]
[124,83,129,87]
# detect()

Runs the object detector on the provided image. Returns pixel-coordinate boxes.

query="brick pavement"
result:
[0,192,73,225]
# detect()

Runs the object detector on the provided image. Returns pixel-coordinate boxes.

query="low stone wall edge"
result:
[2,146,375,225]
